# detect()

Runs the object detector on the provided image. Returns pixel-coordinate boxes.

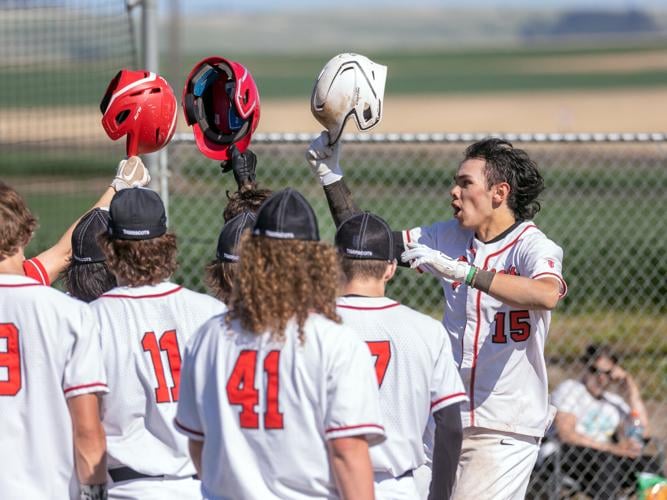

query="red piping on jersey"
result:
[101,286,183,299]
[325,423,385,433]
[404,229,411,245]
[532,272,568,298]
[63,382,108,394]
[431,392,467,409]
[468,224,536,427]
[174,418,204,437]
[0,283,41,288]
[337,303,400,311]
[23,258,49,286]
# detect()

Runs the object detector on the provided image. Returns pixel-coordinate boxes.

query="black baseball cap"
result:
[72,208,110,264]
[108,188,167,240]
[335,212,395,261]
[253,188,319,241]
[216,211,256,262]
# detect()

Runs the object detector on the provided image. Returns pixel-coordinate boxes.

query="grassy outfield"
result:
[2,40,667,107]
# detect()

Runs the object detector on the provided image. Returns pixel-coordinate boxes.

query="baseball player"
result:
[335,211,467,500]
[61,207,116,302]
[90,188,226,499]
[204,144,272,303]
[0,181,108,500]
[175,188,385,500]
[23,156,150,286]
[307,134,567,499]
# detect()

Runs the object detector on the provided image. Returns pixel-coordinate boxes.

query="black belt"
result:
[109,466,198,483]
[397,469,414,479]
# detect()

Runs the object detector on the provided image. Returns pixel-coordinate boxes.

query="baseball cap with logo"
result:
[108,187,167,240]
[253,188,319,241]
[72,207,110,263]
[335,212,395,261]
[216,211,256,262]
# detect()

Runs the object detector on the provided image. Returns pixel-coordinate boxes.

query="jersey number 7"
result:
[366,341,391,387]
[226,350,284,430]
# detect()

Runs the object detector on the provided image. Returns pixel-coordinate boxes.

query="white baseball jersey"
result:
[175,313,386,500]
[404,219,567,437]
[336,295,467,478]
[90,281,226,480]
[0,273,108,499]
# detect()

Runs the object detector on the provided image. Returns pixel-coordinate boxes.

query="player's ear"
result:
[384,260,398,282]
[492,182,511,206]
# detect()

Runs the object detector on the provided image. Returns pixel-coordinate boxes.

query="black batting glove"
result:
[220,144,257,191]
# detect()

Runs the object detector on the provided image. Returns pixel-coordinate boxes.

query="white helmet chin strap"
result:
[311,53,387,145]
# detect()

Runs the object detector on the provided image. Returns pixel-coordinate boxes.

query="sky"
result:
[167,0,667,13]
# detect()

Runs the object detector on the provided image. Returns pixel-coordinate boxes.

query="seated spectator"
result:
[550,344,662,498]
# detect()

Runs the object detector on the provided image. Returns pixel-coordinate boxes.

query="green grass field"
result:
[2,40,667,106]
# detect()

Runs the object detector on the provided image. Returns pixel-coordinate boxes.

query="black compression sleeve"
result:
[323,180,408,266]
[322,179,362,228]
[428,404,463,500]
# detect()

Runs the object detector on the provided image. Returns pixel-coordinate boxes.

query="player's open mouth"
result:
[452,203,461,217]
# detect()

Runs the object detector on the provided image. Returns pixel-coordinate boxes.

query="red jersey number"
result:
[366,341,391,387]
[226,350,284,430]
[0,323,21,396]
[142,330,181,403]
[492,310,531,343]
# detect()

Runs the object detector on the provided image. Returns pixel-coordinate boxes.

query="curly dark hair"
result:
[61,260,117,302]
[228,233,341,343]
[464,138,545,220]
[204,259,236,303]
[223,188,272,222]
[98,232,178,286]
[0,182,37,261]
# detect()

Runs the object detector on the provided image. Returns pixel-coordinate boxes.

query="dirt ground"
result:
[3,88,667,145]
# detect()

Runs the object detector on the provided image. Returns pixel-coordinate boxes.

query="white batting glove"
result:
[401,242,472,283]
[111,156,151,191]
[305,131,343,186]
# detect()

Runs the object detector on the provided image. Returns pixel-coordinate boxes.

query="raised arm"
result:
[34,157,150,283]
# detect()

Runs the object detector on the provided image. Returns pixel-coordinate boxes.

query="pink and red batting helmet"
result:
[100,70,177,156]
[182,56,261,161]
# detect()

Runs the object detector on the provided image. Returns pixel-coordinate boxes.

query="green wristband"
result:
[465,265,478,286]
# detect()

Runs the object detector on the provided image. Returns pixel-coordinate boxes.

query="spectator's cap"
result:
[108,188,167,240]
[253,188,319,241]
[335,212,394,261]
[216,211,256,262]
[72,208,110,263]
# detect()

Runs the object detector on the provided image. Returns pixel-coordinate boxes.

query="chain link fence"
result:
[169,132,667,498]
[0,0,136,168]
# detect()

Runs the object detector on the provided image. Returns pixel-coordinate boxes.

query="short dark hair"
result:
[464,138,545,220]
[223,188,272,222]
[581,344,618,367]
[62,261,117,303]
[340,257,390,282]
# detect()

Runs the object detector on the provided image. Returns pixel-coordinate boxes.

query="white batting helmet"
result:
[311,53,387,145]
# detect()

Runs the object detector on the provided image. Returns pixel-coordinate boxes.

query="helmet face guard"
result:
[311,53,387,145]
[100,69,177,156]
[183,57,260,161]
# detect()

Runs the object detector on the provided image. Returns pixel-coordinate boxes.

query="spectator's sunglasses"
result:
[588,365,613,376]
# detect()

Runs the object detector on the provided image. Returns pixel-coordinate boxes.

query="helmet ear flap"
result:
[183,92,198,126]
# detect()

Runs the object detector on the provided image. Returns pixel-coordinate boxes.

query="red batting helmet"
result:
[182,56,261,161]
[100,70,177,156]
